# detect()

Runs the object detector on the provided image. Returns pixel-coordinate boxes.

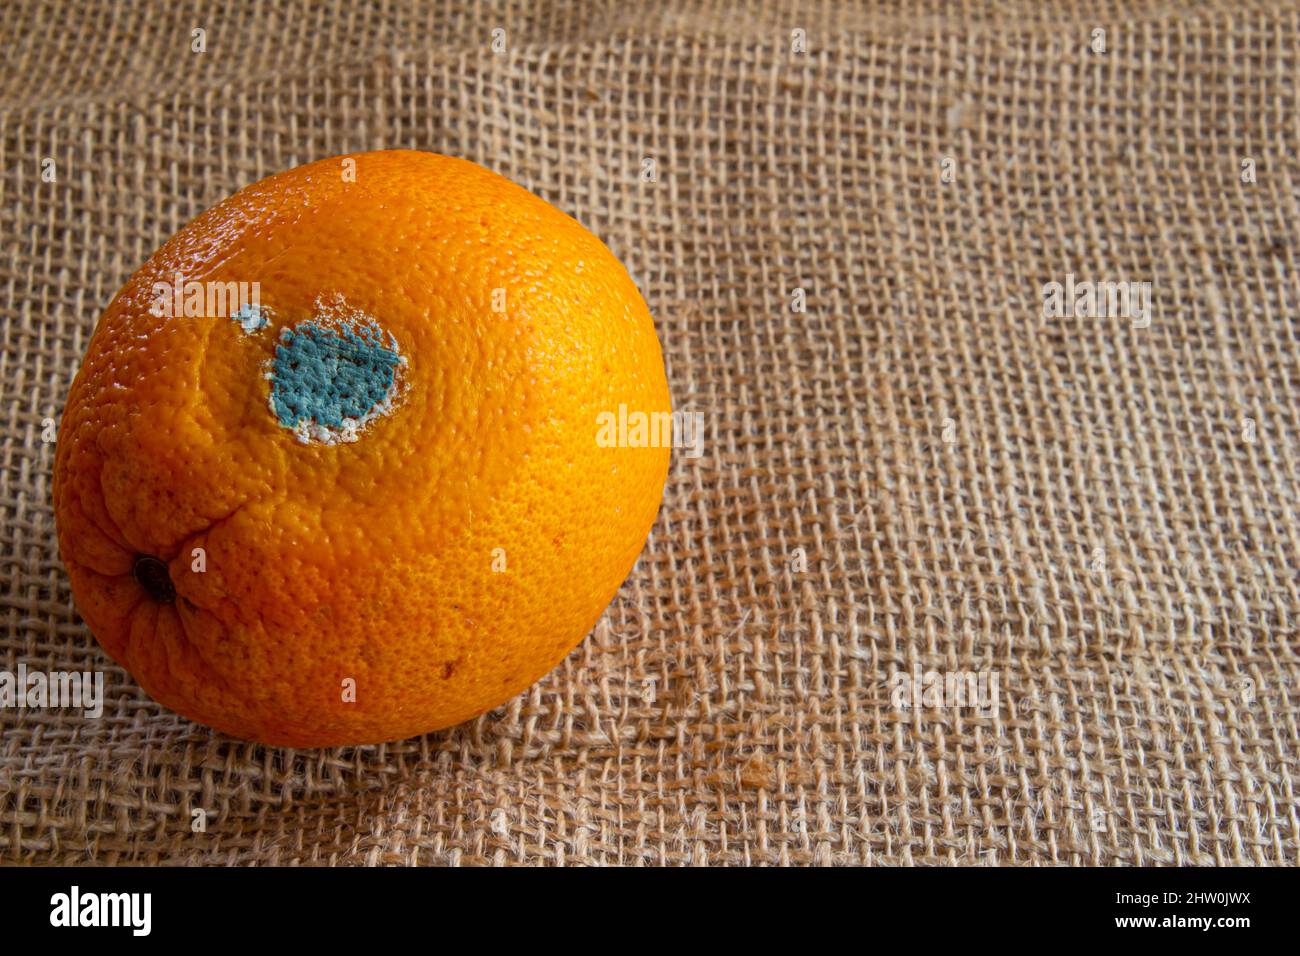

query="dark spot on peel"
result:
[133,555,176,604]
[442,662,456,679]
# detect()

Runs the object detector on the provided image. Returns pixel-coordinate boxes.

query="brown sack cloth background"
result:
[2,0,1298,865]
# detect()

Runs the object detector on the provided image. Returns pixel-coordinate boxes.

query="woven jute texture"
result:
[2,0,1298,866]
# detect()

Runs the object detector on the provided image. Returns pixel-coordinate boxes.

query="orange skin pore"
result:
[54,150,672,747]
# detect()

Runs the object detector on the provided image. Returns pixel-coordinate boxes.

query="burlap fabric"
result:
[1,0,1297,866]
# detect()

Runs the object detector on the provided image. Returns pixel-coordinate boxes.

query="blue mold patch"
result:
[269,319,404,444]
[231,303,269,333]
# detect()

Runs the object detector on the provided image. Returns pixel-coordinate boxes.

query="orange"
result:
[53,150,672,747]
